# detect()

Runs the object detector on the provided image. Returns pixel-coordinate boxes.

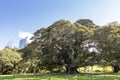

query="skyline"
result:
[1,0,120,49]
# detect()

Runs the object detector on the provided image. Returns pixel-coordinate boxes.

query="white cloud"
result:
[18,31,34,43]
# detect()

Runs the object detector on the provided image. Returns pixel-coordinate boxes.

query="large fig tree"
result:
[23,19,94,73]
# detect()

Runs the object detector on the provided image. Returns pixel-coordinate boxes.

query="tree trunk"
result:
[112,65,120,73]
[65,66,79,74]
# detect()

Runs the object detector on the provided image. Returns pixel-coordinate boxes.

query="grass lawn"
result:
[0,73,120,80]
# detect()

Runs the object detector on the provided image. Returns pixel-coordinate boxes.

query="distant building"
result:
[4,41,13,49]
[19,37,27,48]
[4,45,11,49]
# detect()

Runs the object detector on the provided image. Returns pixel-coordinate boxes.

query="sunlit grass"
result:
[78,65,113,73]
[0,65,117,80]
[0,73,120,80]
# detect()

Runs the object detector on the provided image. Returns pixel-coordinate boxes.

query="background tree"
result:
[0,48,22,74]
[20,41,42,73]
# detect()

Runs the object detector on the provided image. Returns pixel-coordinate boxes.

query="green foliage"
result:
[0,48,22,74]
[22,19,95,73]
[21,19,120,74]
[1,19,120,74]
[75,19,97,28]
[94,23,120,72]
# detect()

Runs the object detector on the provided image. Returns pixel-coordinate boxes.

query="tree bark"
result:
[112,65,120,73]
[65,66,79,74]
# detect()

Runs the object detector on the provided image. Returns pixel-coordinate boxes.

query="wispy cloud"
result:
[18,31,34,43]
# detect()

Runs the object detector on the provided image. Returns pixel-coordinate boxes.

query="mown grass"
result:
[0,73,120,80]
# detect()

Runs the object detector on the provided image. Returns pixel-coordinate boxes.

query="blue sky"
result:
[0,0,120,49]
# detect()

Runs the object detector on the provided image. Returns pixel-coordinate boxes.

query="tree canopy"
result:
[94,22,120,73]
[0,48,22,74]
[22,19,96,73]
[21,19,120,74]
